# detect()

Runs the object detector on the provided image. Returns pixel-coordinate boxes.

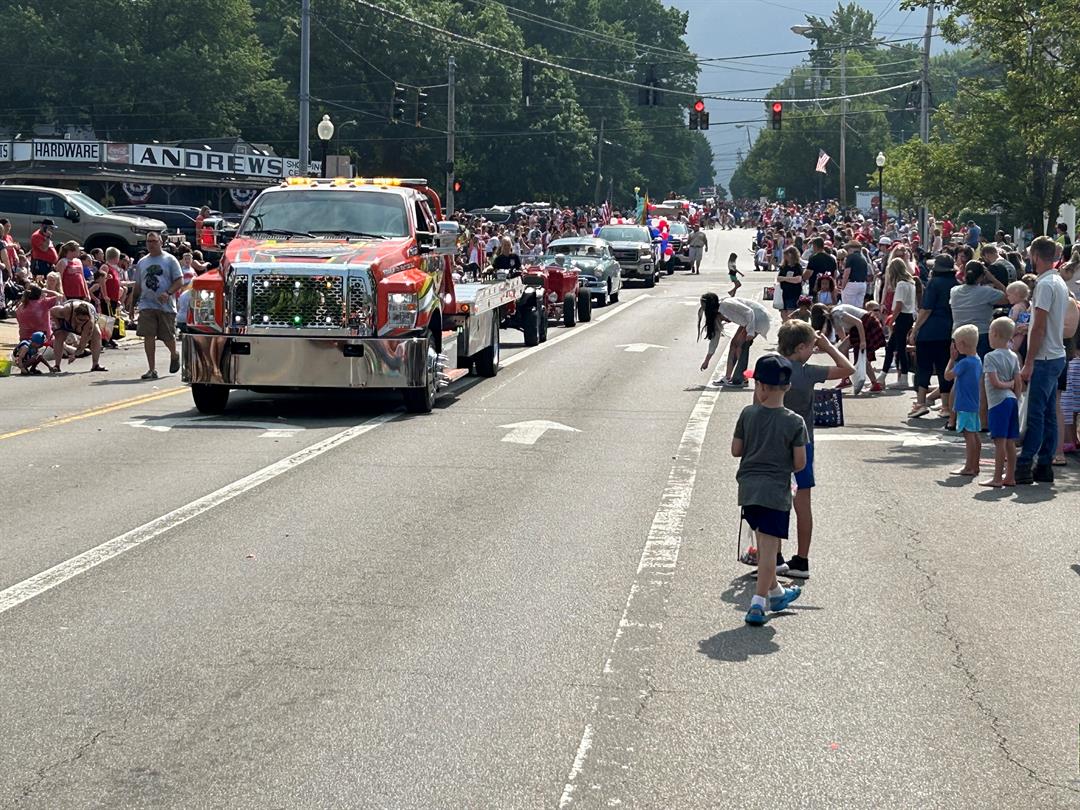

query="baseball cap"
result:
[30,331,46,345]
[751,354,793,386]
[878,236,893,246]
[40,219,56,228]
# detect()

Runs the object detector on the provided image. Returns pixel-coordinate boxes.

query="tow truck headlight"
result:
[387,291,419,329]
[639,247,652,258]
[193,289,217,325]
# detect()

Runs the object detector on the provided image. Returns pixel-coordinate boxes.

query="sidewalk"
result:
[0,318,18,351]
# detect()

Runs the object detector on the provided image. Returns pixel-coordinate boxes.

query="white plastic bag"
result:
[772,286,785,310]
[852,350,868,394]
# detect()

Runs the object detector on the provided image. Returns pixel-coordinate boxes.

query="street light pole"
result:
[317,114,334,179]
[918,1,935,244]
[298,0,311,176]
[876,151,886,227]
[839,44,847,209]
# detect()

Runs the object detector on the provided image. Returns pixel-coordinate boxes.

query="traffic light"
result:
[415,88,429,127]
[689,98,705,130]
[770,101,783,130]
[391,84,407,123]
[522,61,533,107]
[639,65,660,106]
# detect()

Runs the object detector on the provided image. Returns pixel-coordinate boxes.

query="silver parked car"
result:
[545,237,623,306]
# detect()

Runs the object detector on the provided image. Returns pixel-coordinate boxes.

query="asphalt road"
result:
[1,233,1078,809]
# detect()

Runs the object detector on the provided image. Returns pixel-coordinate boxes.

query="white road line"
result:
[0,413,398,617]
[558,383,721,808]
[501,294,649,369]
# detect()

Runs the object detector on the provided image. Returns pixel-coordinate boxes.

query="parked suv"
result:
[596,224,659,287]
[0,185,165,254]
[110,204,239,262]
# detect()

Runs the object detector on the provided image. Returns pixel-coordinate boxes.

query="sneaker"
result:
[169,354,181,374]
[1033,463,1054,483]
[876,370,888,385]
[141,369,159,380]
[1014,462,1034,485]
[769,585,802,612]
[888,375,910,389]
[744,604,768,625]
[836,377,851,389]
[869,382,884,393]
[908,404,930,418]
[775,554,789,575]
[722,379,747,388]
[784,555,810,579]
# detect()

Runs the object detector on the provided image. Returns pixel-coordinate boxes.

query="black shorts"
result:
[915,338,954,394]
[741,505,790,540]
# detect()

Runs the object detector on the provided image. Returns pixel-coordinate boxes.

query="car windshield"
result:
[68,192,112,217]
[239,190,409,238]
[598,227,649,243]
[550,242,602,257]
[669,223,688,235]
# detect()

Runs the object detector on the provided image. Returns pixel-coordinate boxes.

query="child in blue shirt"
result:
[12,331,47,375]
[944,324,983,477]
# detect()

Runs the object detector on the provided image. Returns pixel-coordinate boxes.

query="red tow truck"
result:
[181,177,521,413]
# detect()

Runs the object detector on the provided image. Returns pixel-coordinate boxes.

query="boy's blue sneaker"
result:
[744,604,768,625]
[769,586,802,612]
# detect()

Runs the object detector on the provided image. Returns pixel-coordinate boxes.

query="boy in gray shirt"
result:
[981,317,1022,487]
[733,355,808,625]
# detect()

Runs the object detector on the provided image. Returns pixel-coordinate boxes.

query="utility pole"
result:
[298,0,311,176]
[918,1,934,244]
[839,44,847,209]
[594,117,605,206]
[446,55,456,216]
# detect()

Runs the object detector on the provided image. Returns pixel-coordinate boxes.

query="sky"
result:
[664,0,946,194]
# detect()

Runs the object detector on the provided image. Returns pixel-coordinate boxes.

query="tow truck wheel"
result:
[563,295,576,327]
[643,272,655,289]
[191,384,229,415]
[403,345,437,414]
[539,309,549,342]
[522,303,540,347]
[577,289,592,322]
[475,317,500,378]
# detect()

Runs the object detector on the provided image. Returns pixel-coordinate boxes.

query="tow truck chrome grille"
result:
[347,277,373,334]
[230,276,248,326]
[248,274,346,329]
[613,249,639,262]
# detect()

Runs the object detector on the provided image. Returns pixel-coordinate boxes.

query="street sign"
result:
[698,186,716,198]
[776,187,786,200]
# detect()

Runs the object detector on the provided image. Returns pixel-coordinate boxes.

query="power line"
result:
[344,0,918,105]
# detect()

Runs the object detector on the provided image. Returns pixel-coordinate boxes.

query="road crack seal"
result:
[18,727,109,801]
[878,500,1079,796]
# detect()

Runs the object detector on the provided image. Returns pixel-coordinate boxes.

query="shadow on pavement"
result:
[1070,564,1080,578]
[90,378,163,386]
[698,625,780,661]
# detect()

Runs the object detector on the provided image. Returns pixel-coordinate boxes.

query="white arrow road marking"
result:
[616,343,668,353]
[498,420,580,446]
[126,415,305,439]
[815,430,960,448]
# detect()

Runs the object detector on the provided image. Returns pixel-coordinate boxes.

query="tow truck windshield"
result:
[239,190,410,239]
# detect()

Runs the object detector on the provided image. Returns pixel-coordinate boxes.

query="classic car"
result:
[544,237,624,305]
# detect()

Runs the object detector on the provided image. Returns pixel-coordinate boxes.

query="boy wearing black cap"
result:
[732,354,808,625]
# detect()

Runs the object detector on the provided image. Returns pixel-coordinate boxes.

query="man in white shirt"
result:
[1016,235,1070,484]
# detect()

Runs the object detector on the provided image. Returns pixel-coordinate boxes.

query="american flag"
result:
[815,149,831,174]
[599,201,611,223]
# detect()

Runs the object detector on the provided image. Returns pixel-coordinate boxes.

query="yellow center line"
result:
[0,387,187,442]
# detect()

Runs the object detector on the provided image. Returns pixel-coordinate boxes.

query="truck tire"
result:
[474,317,500,377]
[403,345,437,413]
[192,384,229,414]
[643,272,655,288]
[563,294,576,327]
[522,303,540,347]
[539,309,549,342]
[577,289,592,322]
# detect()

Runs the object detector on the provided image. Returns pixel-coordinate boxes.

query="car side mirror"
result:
[65,208,80,222]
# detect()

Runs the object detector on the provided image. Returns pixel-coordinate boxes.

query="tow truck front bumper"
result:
[181,333,431,389]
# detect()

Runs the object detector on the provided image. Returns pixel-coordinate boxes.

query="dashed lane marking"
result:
[0,412,398,617]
